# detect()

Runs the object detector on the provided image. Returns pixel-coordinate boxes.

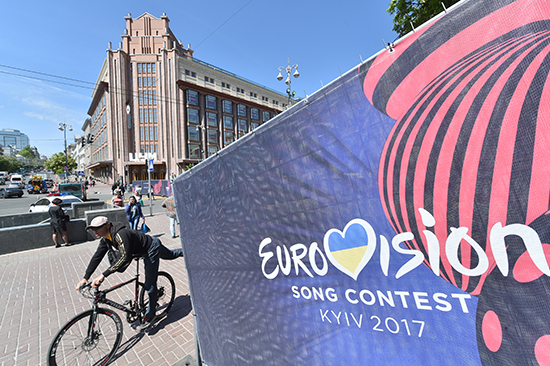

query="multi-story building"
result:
[0,129,30,151]
[86,12,293,184]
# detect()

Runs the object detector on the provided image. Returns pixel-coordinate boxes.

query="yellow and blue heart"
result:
[323,219,376,280]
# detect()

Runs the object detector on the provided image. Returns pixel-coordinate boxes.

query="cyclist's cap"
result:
[86,216,109,230]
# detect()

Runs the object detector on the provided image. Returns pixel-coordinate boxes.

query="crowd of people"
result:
[50,179,180,248]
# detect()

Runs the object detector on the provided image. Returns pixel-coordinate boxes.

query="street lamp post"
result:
[277,58,300,106]
[59,122,73,182]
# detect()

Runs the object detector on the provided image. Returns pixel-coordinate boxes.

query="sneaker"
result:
[137,315,156,331]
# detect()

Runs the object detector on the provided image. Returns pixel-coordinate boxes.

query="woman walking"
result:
[125,195,145,230]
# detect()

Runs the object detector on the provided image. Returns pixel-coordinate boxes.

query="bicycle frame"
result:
[88,258,145,323]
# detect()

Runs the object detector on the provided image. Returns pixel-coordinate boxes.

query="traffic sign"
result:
[148,159,154,171]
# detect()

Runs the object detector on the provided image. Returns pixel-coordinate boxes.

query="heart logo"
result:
[323,219,376,280]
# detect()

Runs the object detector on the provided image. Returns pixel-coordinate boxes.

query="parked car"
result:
[29,195,82,212]
[0,187,24,198]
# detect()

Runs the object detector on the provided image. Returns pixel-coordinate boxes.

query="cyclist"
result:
[75,216,183,330]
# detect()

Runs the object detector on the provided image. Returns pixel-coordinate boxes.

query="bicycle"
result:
[47,257,176,366]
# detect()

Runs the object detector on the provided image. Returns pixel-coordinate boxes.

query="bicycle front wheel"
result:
[139,271,176,319]
[47,308,123,366]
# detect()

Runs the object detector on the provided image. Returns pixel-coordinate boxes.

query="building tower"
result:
[86,12,291,184]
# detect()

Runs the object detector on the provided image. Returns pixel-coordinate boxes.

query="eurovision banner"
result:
[173,0,550,364]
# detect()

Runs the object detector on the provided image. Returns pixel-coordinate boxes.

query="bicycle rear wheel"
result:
[47,308,123,366]
[139,271,176,319]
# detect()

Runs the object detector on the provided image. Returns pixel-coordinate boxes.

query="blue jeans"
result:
[142,237,182,320]
[129,217,140,230]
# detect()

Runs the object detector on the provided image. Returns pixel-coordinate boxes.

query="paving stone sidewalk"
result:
[0,212,196,366]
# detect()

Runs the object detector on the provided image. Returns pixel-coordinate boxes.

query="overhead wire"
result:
[0,0,261,121]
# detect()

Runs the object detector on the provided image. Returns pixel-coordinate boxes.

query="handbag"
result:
[141,222,150,234]
[62,214,70,222]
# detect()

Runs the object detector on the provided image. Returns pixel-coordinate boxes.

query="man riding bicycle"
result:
[76,216,183,330]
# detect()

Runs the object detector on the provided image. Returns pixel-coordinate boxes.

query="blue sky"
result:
[0,0,397,157]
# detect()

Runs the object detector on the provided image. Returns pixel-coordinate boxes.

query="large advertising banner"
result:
[173,0,550,364]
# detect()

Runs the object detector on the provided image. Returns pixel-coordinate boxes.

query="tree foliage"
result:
[45,152,77,175]
[0,155,22,172]
[19,145,37,160]
[387,0,460,38]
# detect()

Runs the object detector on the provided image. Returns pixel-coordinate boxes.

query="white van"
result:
[10,174,23,188]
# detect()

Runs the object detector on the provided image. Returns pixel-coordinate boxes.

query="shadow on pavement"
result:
[148,295,193,336]
[111,332,145,363]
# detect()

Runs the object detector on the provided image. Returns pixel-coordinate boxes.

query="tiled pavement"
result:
[0,192,197,366]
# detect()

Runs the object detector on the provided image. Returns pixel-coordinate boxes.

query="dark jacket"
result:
[83,222,153,280]
[125,202,144,221]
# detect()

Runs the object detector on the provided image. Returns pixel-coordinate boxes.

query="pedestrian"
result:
[111,181,119,195]
[76,216,183,330]
[118,182,126,197]
[161,194,178,238]
[112,189,124,207]
[49,198,69,248]
[125,195,145,230]
[134,184,144,206]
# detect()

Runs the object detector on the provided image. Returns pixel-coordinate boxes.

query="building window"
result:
[222,82,230,89]
[237,104,246,117]
[137,63,142,73]
[223,131,234,145]
[152,91,157,105]
[262,111,271,122]
[251,122,260,130]
[147,63,152,73]
[188,126,200,141]
[207,112,217,127]
[189,144,201,159]
[207,129,218,143]
[187,109,199,124]
[237,87,245,94]
[153,109,157,123]
[206,95,217,110]
[187,90,199,106]
[154,126,158,140]
[238,119,247,132]
[138,77,142,87]
[251,108,259,120]
[152,63,156,73]
[222,100,232,114]
[250,92,257,98]
[207,145,219,156]
[223,115,233,129]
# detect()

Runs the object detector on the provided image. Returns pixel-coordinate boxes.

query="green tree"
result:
[0,155,22,172]
[45,152,77,175]
[387,0,460,38]
[19,145,37,160]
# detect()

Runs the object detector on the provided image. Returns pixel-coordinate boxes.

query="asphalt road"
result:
[0,182,166,217]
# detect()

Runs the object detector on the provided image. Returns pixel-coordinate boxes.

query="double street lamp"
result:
[277,59,300,106]
[59,122,72,182]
